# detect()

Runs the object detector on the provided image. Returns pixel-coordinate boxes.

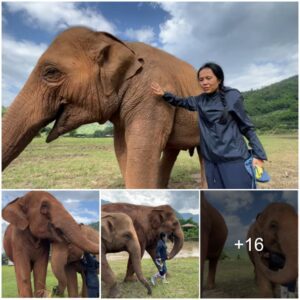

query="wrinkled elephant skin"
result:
[3,26,207,188]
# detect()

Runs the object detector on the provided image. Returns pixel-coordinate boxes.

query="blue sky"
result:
[204,191,298,247]
[2,190,99,224]
[101,190,199,215]
[2,2,298,106]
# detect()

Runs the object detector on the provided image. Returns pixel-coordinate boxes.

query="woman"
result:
[151,62,267,189]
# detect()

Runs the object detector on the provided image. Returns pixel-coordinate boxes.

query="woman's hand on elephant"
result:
[151,82,164,96]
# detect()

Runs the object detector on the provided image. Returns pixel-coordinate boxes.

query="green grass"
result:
[202,258,259,298]
[2,134,297,189]
[102,257,199,298]
[2,264,83,297]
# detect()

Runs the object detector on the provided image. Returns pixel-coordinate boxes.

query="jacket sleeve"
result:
[156,242,162,258]
[162,92,198,111]
[231,92,267,160]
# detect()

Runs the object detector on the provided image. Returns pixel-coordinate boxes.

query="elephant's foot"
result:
[52,285,64,296]
[206,283,215,290]
[124,274,138,282]
[108,284,121,298]
[34,289,51,298]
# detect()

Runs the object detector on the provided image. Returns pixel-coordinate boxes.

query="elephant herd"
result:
[101,203,184,297]
[2,191,99,297]
[201,191,298,298]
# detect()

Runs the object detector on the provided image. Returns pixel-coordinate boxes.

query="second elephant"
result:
[201,192,228,290]
[51,224,99,297]
[101,212,152,297]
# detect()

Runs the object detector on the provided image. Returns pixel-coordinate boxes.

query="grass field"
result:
[102,257,199,298]
[202,258,259,298]
[2,134,297,189]
[2,264,83,297]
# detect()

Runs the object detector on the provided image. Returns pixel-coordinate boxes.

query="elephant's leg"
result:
[114,127,127,179]
[102,253,120,298]
[197,147,208,188]
[66,264,79,297]
[125,122,169,188]
[51,245,68,295]
[124,246,146,281]
[158,148,180,188]
[33,251,49,297]
[13,256,33,297]
[207,258,218,289]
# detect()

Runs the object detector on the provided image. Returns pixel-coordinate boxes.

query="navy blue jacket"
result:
[156,239,168,261]
[163,87,267,163]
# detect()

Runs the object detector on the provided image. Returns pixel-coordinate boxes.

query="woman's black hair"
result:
[160,232,166,240]
[197,62,228,124]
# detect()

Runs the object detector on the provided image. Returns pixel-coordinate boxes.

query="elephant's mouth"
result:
[48,222,71,243]
[46,103,67,143]
[261,247,286,271]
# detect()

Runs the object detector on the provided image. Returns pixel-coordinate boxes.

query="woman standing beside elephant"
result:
[151,62,267,189]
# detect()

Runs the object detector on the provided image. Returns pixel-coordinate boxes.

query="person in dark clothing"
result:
[151,62,267,189]
[81,252,99,298]
[151,232,169,285]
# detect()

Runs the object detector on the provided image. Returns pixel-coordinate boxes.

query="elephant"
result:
[101,212,152,297]
[51,224,99,297]
[247,202,298,297]
[102,202,184,282]
[201,192,228,291]
[2,26,207,189]
[2,191,99,297]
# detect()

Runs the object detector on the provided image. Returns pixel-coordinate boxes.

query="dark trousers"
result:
[155,258,167,276]
[204,159,255,189]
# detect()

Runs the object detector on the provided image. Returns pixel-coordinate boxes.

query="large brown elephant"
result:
[2,191,99,297]
[102,203,184,281]
[247,202,298,297]
[2,26,206,188]
[201,192,228,291]
[51,224,99,297]
[101,212,152,297]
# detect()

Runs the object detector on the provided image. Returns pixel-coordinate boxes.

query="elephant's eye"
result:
[123,233,132,240]
[42,66,63,82]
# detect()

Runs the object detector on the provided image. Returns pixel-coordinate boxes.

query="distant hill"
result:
[242,75,298,133]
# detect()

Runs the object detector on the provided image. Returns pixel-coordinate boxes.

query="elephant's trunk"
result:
[127,240,152,295]
[168,227,184,259]
[2,80,54,170]
[254,232,298,284]
[52,212,99,254]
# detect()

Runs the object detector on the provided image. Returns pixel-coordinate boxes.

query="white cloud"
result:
[158,2,298,91]
[224,214,249,246]
[124,27,156,45]
[6,2,116,33]
[2,35,47,106]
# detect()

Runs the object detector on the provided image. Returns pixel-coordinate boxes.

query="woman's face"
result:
[198,68,221,94]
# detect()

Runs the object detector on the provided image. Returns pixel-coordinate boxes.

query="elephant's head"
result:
[2,191,99,254]
[149,205,184,259]
[3,26,143,170]
[101,212,152,295]
[250,203,298,284]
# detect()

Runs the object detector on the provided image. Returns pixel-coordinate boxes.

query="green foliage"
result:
[180,218,199,241]
[243,75,298,133]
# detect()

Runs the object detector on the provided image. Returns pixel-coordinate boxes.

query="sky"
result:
[204,190,298,247]
[2,1,298,106]
[101,190,199,215]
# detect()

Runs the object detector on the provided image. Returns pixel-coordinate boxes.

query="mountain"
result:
[180,213,199,224]
[242,75,298,132]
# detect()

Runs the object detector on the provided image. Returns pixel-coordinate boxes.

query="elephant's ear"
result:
[2,197,29,230]
[149,209,167,229]
[101,215,114,244]
[95,32,144,96]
